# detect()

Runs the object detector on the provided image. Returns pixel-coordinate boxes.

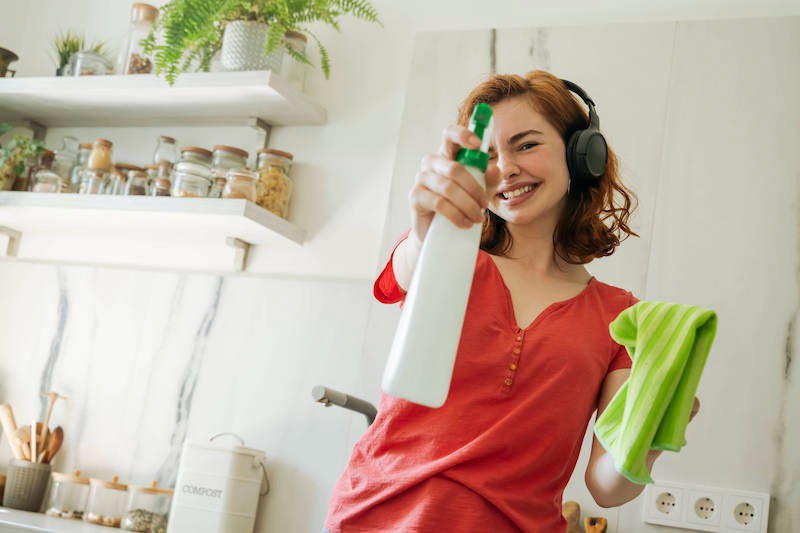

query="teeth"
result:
[502,183,537,199]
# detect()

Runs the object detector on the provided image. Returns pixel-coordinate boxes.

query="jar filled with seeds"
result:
[118,3,158,75]
[222,168,258,202]
[171,161,211,198]
[44,470,90,520]
[256,148,294,218]
[84,476,128,528]
[125,170,150,195]
[121,481,173,533]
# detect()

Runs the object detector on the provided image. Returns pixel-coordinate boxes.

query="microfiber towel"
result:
[594,301,718,484]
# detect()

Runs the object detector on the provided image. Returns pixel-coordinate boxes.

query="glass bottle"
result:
[222,168,258,202]
[118,2,159,75]
[153,135,178,169]
[282,31,308,91]
[70,143,92,192]
[256,148,294,218]
[16,150,54,192]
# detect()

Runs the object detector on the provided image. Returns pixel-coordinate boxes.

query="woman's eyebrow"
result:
[507,129,543,144]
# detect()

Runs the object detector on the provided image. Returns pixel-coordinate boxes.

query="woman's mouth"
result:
[497,183,541,206]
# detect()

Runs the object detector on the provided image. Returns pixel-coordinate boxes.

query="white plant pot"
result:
[221,20,283,72]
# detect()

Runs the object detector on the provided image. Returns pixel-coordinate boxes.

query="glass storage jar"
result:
[149,178,171,197]
[121,481,173,533]
[44,470,90,520]
[153,136,178,168]
[105,171,128,195]
[171,161,211,197]
[51,136,79,192]
[71,51,113,76]
[125,170,150,195]
[222,168,258,202]
[282,31,308,91]
[16,150,54,192]
[70,143,92,191]
[79,169,108,194]
[118,3,158,75]
[179,146,213,166]
[256,148,294,218]
[31,169,63,193]
[87,139,113,173]
[84,476,128,528]
[210,145,248,198]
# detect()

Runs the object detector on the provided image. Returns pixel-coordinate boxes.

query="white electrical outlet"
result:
[643,481,769,533]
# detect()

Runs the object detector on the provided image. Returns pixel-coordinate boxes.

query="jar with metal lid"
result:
[70,143,93,191]
[222,168,258,202]
[31,169,63,193]
[79,169,108,194]
[171,161,211,198]
[44,470,90,520]
[71,51,113,76]
[121,481,173,533]
[87,139,113,172]
[126,170,150,195]
[179,146,213,166]
[84,476,128,528]
[282,31,308,91]
[256,148,294,218]
[153,136,178,168]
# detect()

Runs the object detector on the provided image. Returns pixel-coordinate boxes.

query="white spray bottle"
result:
[382,103,494,408]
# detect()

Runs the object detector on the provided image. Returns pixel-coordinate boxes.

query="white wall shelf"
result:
[0,192,306,273]
[0,70,327,128]
[0,507,110,532]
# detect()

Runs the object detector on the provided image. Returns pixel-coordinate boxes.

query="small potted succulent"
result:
[141,0,382,85]
[52,30,109,76]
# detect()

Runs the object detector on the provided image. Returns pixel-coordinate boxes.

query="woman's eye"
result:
[520,143,539,151]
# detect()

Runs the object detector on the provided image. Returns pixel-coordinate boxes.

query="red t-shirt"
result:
[325,230,638,532]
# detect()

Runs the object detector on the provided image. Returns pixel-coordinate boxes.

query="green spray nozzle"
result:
[457,103,493,172]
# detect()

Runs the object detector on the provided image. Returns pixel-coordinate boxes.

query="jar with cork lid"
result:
[118,3,159,75]
[179,146,213,167]
[121,481,173,533]
[171,160,212,198]
[256,148,294,218]
[44,470,90,520]
[210,145,248,198]
[84,476,128,528]
[222,168,258,202]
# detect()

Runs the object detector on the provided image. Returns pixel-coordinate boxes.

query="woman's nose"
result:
[496,152,520,180]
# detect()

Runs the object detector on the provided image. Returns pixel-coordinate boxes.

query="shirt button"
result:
[504,378,513,386]
[509,363,517,370]
[516,336,522,342]
[513,348,521,355]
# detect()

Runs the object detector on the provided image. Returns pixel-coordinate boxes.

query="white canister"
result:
[167,433,270,533]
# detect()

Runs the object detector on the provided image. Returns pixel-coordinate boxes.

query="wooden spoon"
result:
[43,426,63,464]
[15,425,31,461]
[39,392,66,447]
[0,404,23,459]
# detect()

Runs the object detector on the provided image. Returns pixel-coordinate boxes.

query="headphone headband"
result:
[559,78,607,183]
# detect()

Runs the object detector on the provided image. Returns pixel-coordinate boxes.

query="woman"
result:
[324,70,700,532]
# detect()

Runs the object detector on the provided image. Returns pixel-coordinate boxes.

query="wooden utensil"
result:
[43,426,63,464]
[15,425,31,461]
[0,404,22,459]
[39,392,66,446]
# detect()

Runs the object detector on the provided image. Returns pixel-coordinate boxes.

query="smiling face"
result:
[484,96,571,228]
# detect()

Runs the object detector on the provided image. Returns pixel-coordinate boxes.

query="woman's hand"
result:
[408,125,489,247]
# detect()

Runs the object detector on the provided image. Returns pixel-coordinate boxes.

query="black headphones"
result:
[560,79,607,186]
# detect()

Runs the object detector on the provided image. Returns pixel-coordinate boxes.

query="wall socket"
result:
[643,481,769,533]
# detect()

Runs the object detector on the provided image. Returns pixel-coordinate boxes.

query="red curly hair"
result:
[457,70,639,265]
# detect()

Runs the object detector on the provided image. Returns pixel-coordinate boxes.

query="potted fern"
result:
[142,0,382,85]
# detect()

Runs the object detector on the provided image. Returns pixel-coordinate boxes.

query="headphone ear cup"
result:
[567,129,608,183]
[566,130,581,181]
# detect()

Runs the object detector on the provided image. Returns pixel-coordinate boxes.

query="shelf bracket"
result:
[23,119,47,141]
[0,226,22,257]
[226,237,251,272]
[248,117,272,150]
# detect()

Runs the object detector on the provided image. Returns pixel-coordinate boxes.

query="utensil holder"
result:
[3,459,51,511]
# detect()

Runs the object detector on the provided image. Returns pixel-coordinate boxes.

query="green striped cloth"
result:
[594,301,718,484]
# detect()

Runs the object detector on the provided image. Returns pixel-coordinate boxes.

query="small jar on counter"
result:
[84,476,128,528]
[78,169,108,195]
[125,170,150,196]
[222,168,258,202]
[44,470,90,520]
[171,161,211,198]
[210,145,248,198]
[121,481,173,533]
[87,139,113,173]
[256,148,294,218]
[179,146,213,166]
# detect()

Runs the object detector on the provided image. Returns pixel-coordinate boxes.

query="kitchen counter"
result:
[0,508,110,532]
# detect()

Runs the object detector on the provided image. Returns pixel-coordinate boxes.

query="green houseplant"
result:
[141,0,381,85]
[0,123,45,190]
